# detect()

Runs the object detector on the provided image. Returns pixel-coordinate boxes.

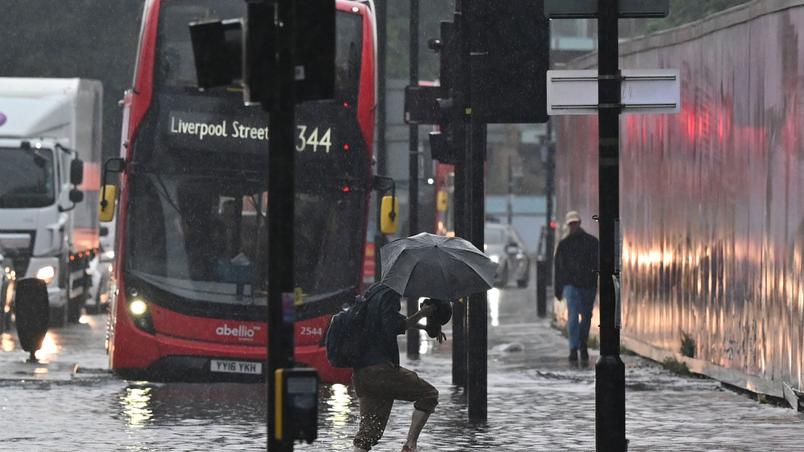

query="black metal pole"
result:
[452,144,467,387]
[507,155,513,225]
[374,0,388,283]
[451,0,468,389]
[466,116,487,422]
[406,0,421,359]
[268,0,296,450]
[544,120,555,282]
[595,1,626,450]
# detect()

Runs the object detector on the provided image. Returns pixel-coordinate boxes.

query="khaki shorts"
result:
[352,363,439,450]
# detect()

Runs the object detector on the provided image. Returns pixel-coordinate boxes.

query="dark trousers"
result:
[352,363,439,450]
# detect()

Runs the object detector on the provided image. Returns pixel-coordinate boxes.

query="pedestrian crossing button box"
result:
[275,368,319,444]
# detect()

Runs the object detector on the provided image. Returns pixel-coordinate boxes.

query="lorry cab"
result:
[0,78,102,325]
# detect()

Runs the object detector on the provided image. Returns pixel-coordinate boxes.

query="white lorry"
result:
[0,78,103,326]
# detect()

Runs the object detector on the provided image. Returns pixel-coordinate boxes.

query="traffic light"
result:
[242,0,275,104]
[429,21,466,164]
[189,18,243,89]
[466,0,549,123]
[243,0,335,105]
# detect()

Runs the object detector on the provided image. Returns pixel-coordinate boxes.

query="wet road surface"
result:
[1,278,803,451]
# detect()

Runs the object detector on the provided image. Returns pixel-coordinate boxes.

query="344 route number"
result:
[296,126,333,153]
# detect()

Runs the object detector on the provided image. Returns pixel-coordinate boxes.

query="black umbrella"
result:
[380,232,497,299]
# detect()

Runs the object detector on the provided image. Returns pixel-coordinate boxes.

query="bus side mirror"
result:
[99,185,118,223]
[437,190,448,212]
[70,159,84,186]
[380,195,398,235]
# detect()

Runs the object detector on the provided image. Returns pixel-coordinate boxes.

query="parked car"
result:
[0,252,16,333]
[484,223,530,288]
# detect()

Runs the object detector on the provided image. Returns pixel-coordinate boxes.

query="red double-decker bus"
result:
[103,0,376,382]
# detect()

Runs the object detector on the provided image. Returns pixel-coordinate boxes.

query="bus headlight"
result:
[36,265,56,285]
[489,254,500,264]
[128,298,154,334]
[129,299,148,316]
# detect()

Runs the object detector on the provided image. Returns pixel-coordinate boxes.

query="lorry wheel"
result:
[49,305,67,328]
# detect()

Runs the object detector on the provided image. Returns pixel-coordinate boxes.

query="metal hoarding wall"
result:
[555,1,804,393]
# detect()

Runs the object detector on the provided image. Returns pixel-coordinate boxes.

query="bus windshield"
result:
[0,147,55,208]
[125,2,368,310]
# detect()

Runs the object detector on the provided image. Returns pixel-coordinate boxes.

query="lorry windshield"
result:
[0,147,55,208]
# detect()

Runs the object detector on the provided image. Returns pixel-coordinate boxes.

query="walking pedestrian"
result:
[553,210,599,362]
[352,283,444,452]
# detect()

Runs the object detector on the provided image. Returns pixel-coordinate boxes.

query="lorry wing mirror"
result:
[380,195,398,235]
[69,188,84,204]
[99,185,118,223]
[70,159,84,186]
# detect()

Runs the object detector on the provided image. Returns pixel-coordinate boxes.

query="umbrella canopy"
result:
[380,232,497,300]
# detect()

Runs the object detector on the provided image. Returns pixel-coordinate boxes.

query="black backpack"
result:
[325,285,385,368]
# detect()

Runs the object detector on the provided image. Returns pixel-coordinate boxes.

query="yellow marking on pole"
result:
[275,369,284,441]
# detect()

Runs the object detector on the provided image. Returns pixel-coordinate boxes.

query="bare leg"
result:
[401,409,430,452]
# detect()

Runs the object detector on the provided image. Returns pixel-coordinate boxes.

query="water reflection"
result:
[115,383,268,428]
[487,288,500,327]
[1,332,15,352]
[323,383,351,428]
[34,332,61,361]
[120,385,154,428]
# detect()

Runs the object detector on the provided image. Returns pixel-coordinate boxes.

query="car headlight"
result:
[489,254,500,263]
[36,265,56,285]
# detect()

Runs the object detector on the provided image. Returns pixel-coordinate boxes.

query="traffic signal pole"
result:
[267,0,296,450]
[406,0,421,359]
[466,115,488,421]
[375,0,388,283]
[595,2,626,450]
[451,2,469,388]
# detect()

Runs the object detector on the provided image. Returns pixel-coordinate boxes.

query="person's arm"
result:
[406,304,447,343]
[404,304,436,330]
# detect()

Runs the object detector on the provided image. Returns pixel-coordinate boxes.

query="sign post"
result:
[545,1,672,450]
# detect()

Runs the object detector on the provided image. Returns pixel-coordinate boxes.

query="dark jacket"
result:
[354,283,407,369]
[554,228,599,298]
